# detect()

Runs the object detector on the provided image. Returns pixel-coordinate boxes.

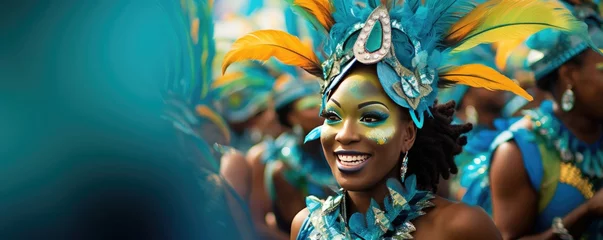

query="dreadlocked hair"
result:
[405,100,473,192]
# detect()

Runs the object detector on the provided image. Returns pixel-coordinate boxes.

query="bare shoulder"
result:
[220,150,251,200]
[433,198,501,240]
[290,208,310,240]
[245,142,267,167]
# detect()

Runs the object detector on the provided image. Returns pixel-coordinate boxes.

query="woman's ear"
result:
[399,120,417,152]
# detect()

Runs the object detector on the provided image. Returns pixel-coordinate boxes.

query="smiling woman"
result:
[220,0,591,239]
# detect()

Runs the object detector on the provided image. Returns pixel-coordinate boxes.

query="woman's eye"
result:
[362,116,379,122]
[321,111,341,121]
[361,113,387,123]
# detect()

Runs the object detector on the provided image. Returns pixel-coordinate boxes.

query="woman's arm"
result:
[290,208,310,240]
[490,142,596,240]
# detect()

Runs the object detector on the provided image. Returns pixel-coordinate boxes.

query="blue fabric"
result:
[296,216,314,240]
[534,184,586,233]
[464,102,602,237]
[459,117,524,214]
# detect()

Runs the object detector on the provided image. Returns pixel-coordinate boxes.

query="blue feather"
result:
[304,125,322,143]
[241,0,264,16]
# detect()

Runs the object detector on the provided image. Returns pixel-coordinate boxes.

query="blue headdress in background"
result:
[212,62,275,124]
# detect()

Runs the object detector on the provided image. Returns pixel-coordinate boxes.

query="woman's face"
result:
[320,66,415,191]
[571,50,603,119]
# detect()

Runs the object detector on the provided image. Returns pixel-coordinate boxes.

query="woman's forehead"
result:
[332,71,382,100]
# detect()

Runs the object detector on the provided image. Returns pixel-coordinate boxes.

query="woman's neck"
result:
[553,102,603,144]
[345,167,400,217]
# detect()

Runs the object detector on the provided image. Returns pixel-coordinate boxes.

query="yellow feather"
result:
[196,105,231,144]
[439,64,533,101]
[221,30,322,77]
[292,0,334,31]
[447,0,589,53]
[494,38,526,71]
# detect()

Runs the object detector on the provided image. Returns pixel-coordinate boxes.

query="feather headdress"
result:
[517,0,603,84]
[222,0,597,130]
[164,0,231,167]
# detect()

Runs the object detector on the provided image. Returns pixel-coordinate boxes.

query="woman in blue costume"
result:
[222,0,581,239]
[486,1,603,239]
[159,0,257,238]
[212,63,277,153]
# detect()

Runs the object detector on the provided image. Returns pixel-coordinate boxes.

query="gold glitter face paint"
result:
[321,69,400,146]
[366,125,396,145]
[596,62,603,71]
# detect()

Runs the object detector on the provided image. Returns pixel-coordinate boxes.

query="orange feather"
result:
[221,30,322,77]
[439,64,533,101]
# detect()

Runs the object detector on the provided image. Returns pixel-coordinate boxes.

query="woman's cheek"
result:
[365,124,396,145]
[320,122,338,141]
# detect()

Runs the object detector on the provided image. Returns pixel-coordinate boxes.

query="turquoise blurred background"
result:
[0,1,218,238]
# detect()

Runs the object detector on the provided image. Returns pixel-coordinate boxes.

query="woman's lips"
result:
[334,150,372,173]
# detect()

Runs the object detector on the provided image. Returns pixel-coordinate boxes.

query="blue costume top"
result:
[466,101,603,238]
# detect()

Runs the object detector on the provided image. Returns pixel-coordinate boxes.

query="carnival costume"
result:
[162,0,255,238]
[222,0,593,238]
[463,0,603,238]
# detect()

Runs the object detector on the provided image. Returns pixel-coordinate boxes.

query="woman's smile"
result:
[334,150,372,173]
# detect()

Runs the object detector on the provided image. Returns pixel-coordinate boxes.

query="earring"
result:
[400,151,409,182]
[561,84,575,112]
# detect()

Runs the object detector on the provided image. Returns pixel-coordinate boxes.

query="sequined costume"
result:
[221,0,589,238]
[463,0,603,238]
[484,101,603,237]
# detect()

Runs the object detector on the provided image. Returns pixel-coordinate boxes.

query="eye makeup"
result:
[360,111,390,127]
[322,107,342,125]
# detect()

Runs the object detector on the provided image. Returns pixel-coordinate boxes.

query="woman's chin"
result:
[335,173,379,192]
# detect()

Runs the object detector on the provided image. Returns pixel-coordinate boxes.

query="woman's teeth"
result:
[337,154,370,165]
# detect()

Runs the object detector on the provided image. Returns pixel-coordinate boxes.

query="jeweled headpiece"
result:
[222,0,594,129]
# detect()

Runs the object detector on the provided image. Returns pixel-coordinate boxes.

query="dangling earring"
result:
[561,84,575,112]
[400,151,409,182]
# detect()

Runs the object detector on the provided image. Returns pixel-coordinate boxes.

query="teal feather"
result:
[304,125,322,143]
[284,0,328,33]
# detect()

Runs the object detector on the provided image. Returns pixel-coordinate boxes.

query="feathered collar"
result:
[304,175,434,240]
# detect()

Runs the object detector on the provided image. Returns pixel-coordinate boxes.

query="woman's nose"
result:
[335,120,361,145]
